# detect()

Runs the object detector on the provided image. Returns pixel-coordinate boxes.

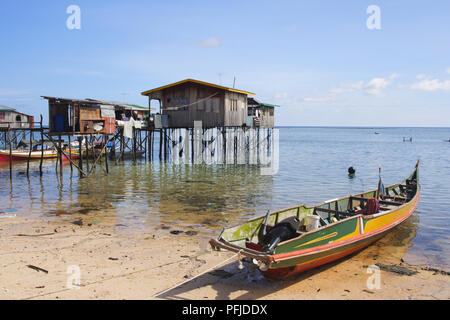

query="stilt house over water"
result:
[141,79,257,128]
[42,96,152,135]
[0,105,34,128]
[247,98,279,128]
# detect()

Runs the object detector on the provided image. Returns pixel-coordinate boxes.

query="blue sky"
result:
[0,0,449,126]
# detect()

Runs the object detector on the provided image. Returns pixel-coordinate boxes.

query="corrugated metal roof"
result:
[0,105,16,111]
[141,79,255,96]
[248,98,280,108]
[41,97,155,111]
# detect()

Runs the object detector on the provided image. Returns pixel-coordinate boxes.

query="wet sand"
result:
[0,214,449,300]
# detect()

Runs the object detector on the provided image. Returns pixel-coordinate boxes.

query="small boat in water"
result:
[0,149,79,162]
[210,161,420,280]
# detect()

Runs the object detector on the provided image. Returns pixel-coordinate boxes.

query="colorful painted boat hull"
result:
[0,150,79,162]
[210,161,420,280]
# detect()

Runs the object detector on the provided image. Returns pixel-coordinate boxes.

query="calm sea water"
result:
[1,127,449,271]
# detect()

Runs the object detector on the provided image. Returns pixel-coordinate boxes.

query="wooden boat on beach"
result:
[210,161,420,280]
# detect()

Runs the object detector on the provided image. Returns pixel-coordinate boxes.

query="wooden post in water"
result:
[144,130,147,162]
[120,131,125,162]
[39,116,44,176]
[85,136,90,173]
[90,134,95,170]
[78,136,83,177]
[159,129,163,161]
[222,127,226,163]
[111,133,116,161]
[27,129,33,176]
[149,129,153,161]
[68,135,73,174]
[163,129,167,161]
[104,134,109,174]
[58,134,63,177]
[8,126,12,180]
[133,128,137,162]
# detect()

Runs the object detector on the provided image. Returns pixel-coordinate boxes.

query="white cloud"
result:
[190,37,221,48]
[446,67,450,74]
[364,74,398,96]
[302,74,397,102]
[416,74,428,79]
[364,78,390,96]
[410,78,450,91]
[329,81,364,95]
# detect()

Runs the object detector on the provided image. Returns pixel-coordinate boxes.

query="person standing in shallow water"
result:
[348,167,356,178]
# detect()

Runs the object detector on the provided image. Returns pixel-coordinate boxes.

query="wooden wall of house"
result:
[159,83,226,128]
[0,111,32,128]
[261,107,274,128]
[146,82,250,128]
[224,92,247,127]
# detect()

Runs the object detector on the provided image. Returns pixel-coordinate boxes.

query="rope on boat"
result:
[153,250,243,299]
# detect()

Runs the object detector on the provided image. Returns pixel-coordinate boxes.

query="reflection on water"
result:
[0,127,449,271]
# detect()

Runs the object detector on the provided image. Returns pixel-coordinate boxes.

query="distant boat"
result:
[210,161,420,280]
[374,132,380,135]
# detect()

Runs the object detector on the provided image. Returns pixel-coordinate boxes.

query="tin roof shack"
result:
[247,98,279,128]
[141,79,255,128]
[0,105,34,128]
[42,97,151,135]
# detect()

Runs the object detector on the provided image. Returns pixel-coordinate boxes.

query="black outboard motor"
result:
[260,216,301,253]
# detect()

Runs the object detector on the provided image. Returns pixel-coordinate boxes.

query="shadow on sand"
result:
[155,250,365,300]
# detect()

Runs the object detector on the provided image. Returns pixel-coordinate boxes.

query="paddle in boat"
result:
[210,160,420,280]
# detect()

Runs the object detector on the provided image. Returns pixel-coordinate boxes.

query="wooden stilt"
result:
[68,135,73,174]
[27,130,32,176]
[223,127,226,164]
[39,115,44,176]
[104,135,109,174]
[159,129,163,161]
[8,126,12,180]
[44,133,86,177]
[120,130,124,162]
[163,129,167,161]
[111,133,116,161]
[143,130,148,162]
[85,136,90,173]
[87,137,111,176]
[133,128,137,162]
[58,135,63,177]
[78,137,83,177]
[90,134,95,170]
[147,129,153,161]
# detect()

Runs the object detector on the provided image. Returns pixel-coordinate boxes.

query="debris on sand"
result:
[374,263,418,276]
[208,269,234,278]
[27,265,49,274]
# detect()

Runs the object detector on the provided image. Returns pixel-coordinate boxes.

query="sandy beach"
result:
[0,213,448,300]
